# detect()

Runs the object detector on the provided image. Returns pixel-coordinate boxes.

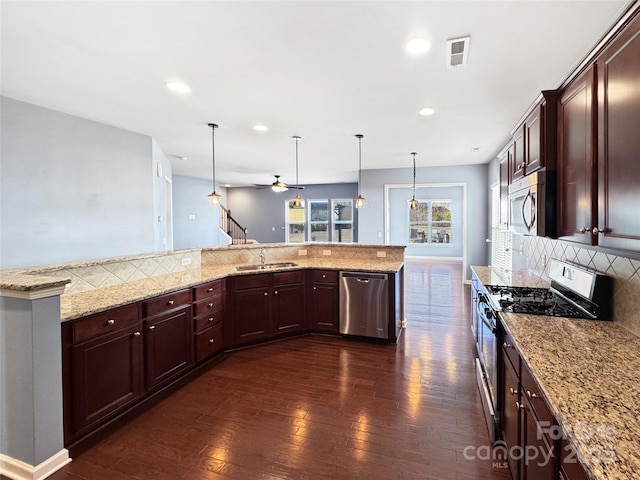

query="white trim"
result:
[0,449,71,480]
[0,285,66,300]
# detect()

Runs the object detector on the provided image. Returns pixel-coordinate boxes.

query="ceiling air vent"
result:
[446,36,470,68]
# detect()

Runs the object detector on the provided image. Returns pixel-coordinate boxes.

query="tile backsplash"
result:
[510,232,640,336]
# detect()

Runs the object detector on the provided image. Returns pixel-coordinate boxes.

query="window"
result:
[285,201,306,243]
[331,199,353,243]
[409,200,452,244]
[309,200,329,242]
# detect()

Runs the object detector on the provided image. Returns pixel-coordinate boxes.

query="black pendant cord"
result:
[209,123,218,191]
[293,136,301,188]
[412,152,417,199]
[356,134,364,197]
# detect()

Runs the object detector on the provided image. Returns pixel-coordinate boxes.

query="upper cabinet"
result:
[557,8,640,250]
[596,11,640,251]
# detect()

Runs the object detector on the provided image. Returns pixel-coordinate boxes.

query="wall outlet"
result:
[377,231,382,238]
[322,250,331,256]
[181,258,192,266]
[298,249,307,256]
[376,251,387,258]
[188,214,196,220]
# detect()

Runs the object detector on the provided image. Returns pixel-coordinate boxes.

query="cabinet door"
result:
[70,324,143,433]
[144,306,193,390]
[309,282,339,332]
[232,286,271,344]
[272,282,305,336]
[511,127,525,183]
[500,354,520,480]
[521,394,557,480]
[557,66,597,244]
[525,108,541,174]
[499,149,510,226]
[596,12,640,251]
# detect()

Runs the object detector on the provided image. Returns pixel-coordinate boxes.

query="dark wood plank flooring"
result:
[45,260,510,480]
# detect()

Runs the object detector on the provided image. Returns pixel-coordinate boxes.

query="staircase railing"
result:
[220,205,247,244]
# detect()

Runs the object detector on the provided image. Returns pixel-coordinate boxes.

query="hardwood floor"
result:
[45,260,510,480]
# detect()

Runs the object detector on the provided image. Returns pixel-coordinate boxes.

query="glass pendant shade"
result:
[355,134,365,209]
[410,197,419,211]
[208,191,221,206]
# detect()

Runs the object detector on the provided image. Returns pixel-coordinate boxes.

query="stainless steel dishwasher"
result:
[339,271,388,339]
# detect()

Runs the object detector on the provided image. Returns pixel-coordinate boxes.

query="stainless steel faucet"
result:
[259,248,266,268]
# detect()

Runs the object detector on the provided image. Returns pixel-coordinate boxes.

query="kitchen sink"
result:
[234,262,298,272]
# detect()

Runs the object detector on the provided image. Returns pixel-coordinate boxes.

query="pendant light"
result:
[290,135,304,209]
[355,134,365,209]
[410,152,419,211]
[207,123,221,206]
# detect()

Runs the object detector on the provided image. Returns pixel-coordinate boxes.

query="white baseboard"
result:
[0,449,71,480]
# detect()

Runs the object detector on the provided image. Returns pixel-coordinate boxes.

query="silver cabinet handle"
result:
[208,303,214,308]
[167,300,174,305]
[208,339,214,344]
[509,387,517,396]
[580,227,589,233]
[313,286,317,290]
[526,390,539,399]
[592,227,606,235]
[503,342,513,349]
[107,319,115,325]
[148,325,156,330]
[516,402,525,410]
[133,332,141,337]
[322,274,326,279]
[207,288,214,292]
[274,290,278,295]
[264,292,268,296]
[208,317,214,323]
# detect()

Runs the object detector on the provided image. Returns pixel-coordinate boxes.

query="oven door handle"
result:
[479,311,496,334]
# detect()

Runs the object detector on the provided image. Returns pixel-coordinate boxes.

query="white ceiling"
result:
[1,0,631,187]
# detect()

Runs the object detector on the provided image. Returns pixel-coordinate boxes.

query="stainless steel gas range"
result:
[472,259,613,443]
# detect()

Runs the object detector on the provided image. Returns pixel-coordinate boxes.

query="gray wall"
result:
[152,138,174,251]
[227,183,358,243]
[172,175,226,249]
[358,164,489,278]
[0,97,164,269]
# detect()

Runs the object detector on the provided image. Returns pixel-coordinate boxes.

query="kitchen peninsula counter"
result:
[471,266,639,480]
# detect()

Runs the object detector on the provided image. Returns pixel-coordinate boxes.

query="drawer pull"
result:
[148,325,156,330]
[167,300,174,306]
[503,342,513,349]
[516,402,525,410]
[274,290,278,295]
[526,390,539,399]
[264,292,268,296]
[509,387,517,396]
[208,303,214,308]
[107,319,115,326]
[313,286,317,290]
[207,288,214,292]
[133,332,141,337]
[208,339,215,344]
[322,274,326,279]
[208,317,214,323]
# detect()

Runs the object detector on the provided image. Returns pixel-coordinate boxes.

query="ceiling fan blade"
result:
[289,185,305,190]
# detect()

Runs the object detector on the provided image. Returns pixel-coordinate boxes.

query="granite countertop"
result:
[471,266,638,480]
[59,258,403,321]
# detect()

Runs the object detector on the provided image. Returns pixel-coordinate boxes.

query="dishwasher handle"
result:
[356,278,370,283]
[340,272,386,281]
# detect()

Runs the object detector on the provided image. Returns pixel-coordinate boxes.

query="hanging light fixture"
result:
[355,134,365,209]
[290,136,305,209]
[410,152,419,211]
[207,123,221,206]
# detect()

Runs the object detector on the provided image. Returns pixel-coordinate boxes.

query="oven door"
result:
[476,299,498,442]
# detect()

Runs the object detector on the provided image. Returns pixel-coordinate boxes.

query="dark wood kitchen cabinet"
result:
[143,289,193,390]
[595,10,640,251]
[62,303,143,444]
[499,145,512,226]
[193,279,225,362]
[511,126,526,183]
[557,65,597,245]
[307,269,339,332]
[500,333,520,480]
[230,273,272,345]
[272,270,305,336]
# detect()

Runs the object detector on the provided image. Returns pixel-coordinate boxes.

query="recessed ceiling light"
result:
[253,125,269,132]
[419,107,436,116]
[406,38,431,54]
[166,81,191,93]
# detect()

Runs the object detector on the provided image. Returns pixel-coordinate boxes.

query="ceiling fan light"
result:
[272,185,288,193]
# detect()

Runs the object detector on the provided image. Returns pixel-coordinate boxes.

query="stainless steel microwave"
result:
[508,171,556,237]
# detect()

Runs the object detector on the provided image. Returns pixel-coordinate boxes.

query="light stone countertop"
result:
[60,258,403,321]
[471,266,638,480]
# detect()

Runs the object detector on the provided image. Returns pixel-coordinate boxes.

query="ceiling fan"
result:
[254,175,304,192]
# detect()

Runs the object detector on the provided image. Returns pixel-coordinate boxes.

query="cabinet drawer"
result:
[195,322,223,362]
[521,362,555,429]
[73,303,139,343]
[194,308,224,332]
[273,270,304,285]
[143,289,191,318]
[311,270,338,283]
[193,295,224,317]
[193,279,224,301]
[232,273,271,290]
[502,330,520,373]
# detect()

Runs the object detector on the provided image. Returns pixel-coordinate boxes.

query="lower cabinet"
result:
[272,271,305,336]
[193,279,225,362]
[308,270,339,332]
[500,339,520,479]
[62,303,143,444]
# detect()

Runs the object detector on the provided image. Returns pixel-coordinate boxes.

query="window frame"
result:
[285,200,306,243]
[331,198,354,243]
[308,199,330,243]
